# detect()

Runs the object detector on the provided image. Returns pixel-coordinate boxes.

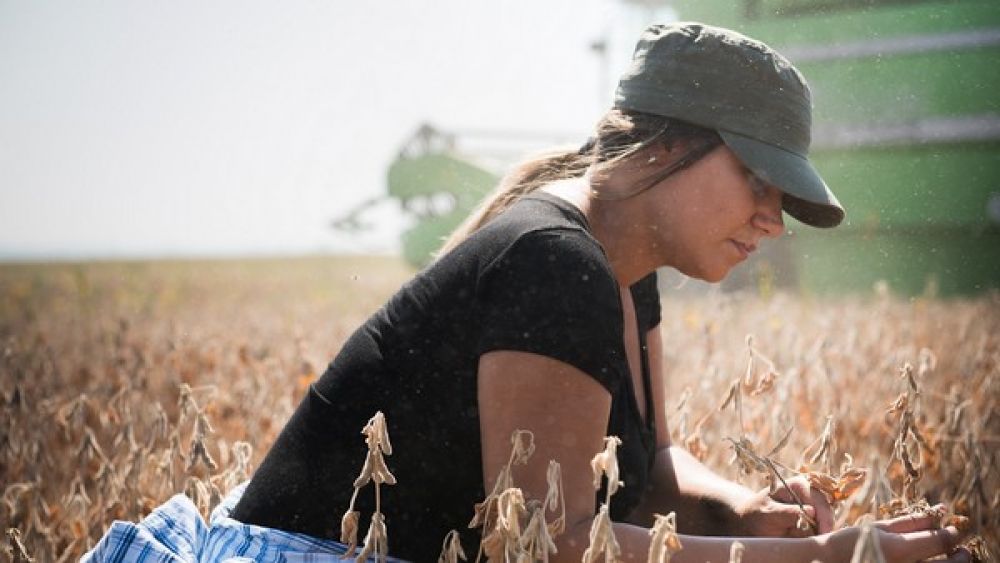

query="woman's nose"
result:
[755,211,785,238]
[754,191,785,238]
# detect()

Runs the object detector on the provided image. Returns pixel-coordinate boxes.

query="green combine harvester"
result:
[331,124,499,268]
[668,0,1000,296]
[386,128,497,268]
[343,0,999,295]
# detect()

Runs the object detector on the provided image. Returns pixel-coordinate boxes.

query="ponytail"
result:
[436,110,720,258]
[436,146,593,256]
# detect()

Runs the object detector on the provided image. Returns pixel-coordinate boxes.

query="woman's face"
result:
[642,144,785,282]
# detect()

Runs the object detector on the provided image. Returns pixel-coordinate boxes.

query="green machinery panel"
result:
[670,0,1000,295]
[387,153,496,267]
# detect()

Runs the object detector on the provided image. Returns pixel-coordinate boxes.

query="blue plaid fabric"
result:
[82,482,410,562]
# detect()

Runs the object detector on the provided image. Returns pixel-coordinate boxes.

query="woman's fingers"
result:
[873,506,945,534]
[808,486,834,533]
[764,501,816,538]
[864,507,974,562]
[770,475,810,505]
[782,505,815,538]
[896,526,964,562]
[768,476,833,534]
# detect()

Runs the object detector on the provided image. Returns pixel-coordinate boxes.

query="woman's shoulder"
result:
[486,192,592,237]
[478,221,609,283]
[444,192,606,272]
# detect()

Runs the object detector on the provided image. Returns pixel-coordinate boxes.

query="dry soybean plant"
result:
[1,260,998,561]
[1,258,410,561]
[647,512,683,563]
[582,436,624,563]
[467,432,684,563]
[661,290,998,560]
[468,429,566,563]
[340,411,397,561]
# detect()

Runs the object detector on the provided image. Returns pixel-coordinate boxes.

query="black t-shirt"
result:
[232,192,661,561]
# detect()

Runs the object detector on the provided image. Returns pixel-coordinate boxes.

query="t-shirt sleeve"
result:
[630,271,662,332]
[475,229,627,392]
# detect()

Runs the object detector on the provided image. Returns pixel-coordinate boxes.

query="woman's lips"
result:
[730,239,755,259]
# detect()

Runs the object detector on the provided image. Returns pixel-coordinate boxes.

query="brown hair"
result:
[437,109,721,256]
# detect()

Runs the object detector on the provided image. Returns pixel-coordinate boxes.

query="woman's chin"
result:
[681,264,729,284]
[702,270,728,284]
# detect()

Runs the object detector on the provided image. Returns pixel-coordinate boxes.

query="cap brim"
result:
[719,130,845,228]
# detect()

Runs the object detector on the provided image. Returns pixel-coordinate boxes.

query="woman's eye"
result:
[747,171,768,198]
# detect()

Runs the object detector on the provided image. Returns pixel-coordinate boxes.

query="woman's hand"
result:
[735,475,834,537]
[819,508,971,562]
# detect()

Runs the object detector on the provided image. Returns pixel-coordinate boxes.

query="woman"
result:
[228,23,970,562]
[86,22,969,563]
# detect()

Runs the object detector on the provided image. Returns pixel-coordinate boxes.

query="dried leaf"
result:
[728,540,745,563]
[684,433,709,462]
[849,519,886,563]
[520,504,558,562]
[765,426,794,458]
[808,468,868,503]
[437,529,466,563]
[581,504,620,563]
[355,512,388,563]
[509,430,535,467]
[340,510,360,556]
[590,436,623,503]
[544,460,565,537]
[886,392,908,415]
[6,528,35,562]
[362,411,393,456]
[648,512,683,563]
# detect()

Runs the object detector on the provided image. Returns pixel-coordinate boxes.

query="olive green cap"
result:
[614,22,844,227]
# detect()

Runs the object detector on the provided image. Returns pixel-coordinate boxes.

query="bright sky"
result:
[0,1,676,260]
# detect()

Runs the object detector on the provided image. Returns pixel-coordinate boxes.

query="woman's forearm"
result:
[627,445,757,535]
[552,517,826,563]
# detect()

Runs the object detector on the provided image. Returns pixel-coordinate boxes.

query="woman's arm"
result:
[631,444,827,536]
[629,325,833,536]
[478,350,609,561]
[476,350,967,562]
[476,349,820,561]
[628,324,759,535]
